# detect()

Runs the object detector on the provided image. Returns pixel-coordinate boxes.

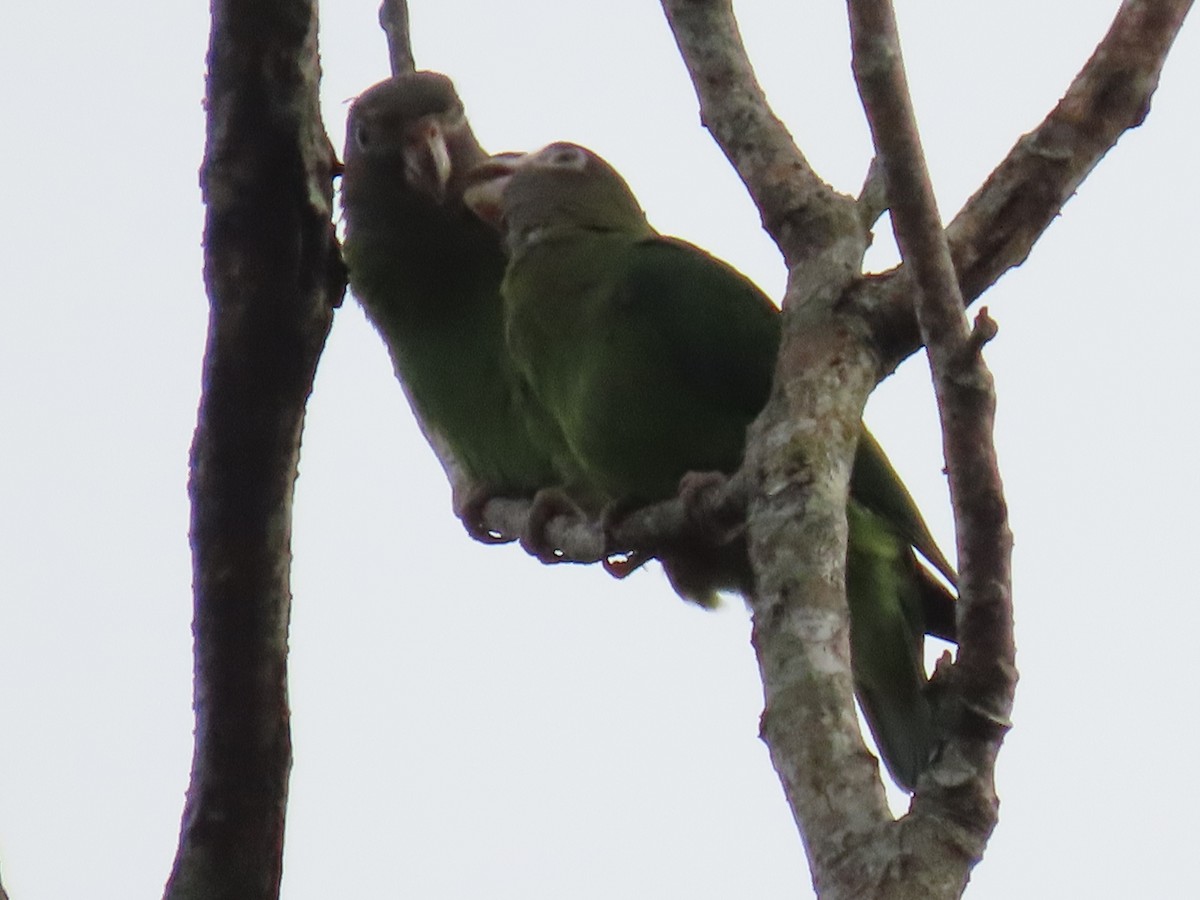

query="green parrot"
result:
[465,142,956,791]
[340,73,573,537]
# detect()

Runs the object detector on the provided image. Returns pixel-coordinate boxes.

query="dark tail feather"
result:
[847,499,940,791]
[917,564,958,644]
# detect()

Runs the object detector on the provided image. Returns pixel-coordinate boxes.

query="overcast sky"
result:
[1,2,1198,897]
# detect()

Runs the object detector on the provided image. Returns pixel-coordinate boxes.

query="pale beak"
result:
[403,120,453,203]
[462,152,527,228]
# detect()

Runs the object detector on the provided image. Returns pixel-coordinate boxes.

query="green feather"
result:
[503,230,776,507]
[340,74,573,529]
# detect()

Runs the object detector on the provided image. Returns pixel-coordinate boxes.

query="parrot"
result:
[339,73,574,538]
[464,142,956,791]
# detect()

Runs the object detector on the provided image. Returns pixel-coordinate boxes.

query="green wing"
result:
[852,428,956,583]
[540,233,779,506]
[619,236,780,425]
[851,427,957,641]
[846,499,937,791]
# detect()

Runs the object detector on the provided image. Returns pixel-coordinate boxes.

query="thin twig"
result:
[858,0,1194,373]
[856,155,889,230]
[379,0,416,75]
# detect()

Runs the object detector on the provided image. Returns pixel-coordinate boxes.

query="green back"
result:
[504,230,778,506]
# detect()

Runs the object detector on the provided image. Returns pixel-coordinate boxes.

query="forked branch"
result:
[859,0,1195,373]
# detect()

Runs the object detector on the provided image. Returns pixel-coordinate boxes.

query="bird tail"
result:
[846,499,939,791]
[660,542,751,609]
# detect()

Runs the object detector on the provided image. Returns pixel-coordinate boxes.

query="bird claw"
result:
[520,487,582,563]
[596,501,653,580]
[602,549,650,579]
[677,470,745,548]
[454,485,514,545]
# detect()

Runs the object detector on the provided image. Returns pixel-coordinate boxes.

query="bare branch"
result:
[164,0,341,895]
[660,0,864,268]
[850,1,970,352]
[379,0,416,75]
[846,0,1012,891]
[858,0,1194,372]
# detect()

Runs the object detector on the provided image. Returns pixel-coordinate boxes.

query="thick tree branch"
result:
[660,0,865,270]
[164,0,341,896]
[661,0,901,867]
[743,312,894,876]
[858,0,1193,373]
[843,0,1013,894]
[379,0,415,76]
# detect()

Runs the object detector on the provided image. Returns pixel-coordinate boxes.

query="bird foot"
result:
[596,500,653,580]
[677,470,745,548]
[520,487,584,563]
[454,485,514,545]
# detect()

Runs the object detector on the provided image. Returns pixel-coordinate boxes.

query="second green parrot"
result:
[465,142,956,791]
[340,73,573,536]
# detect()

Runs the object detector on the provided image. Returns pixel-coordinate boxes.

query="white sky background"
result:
[1,1,1197,897]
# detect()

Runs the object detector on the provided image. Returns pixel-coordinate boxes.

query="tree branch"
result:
[659,0,865,270]
[164,0,341,895]
[858,0,1194,374]
[379,0,416,76]
[843,0,1013,893]
[743,316,894,879]
[855,155,889,230]
[661,0,901,869]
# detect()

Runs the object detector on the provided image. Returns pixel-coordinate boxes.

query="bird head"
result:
[343,71,481,205]
[463,142,652,253]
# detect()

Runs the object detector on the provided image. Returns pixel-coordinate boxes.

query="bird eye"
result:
[354,121,371,150]
[537,144,587,170]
